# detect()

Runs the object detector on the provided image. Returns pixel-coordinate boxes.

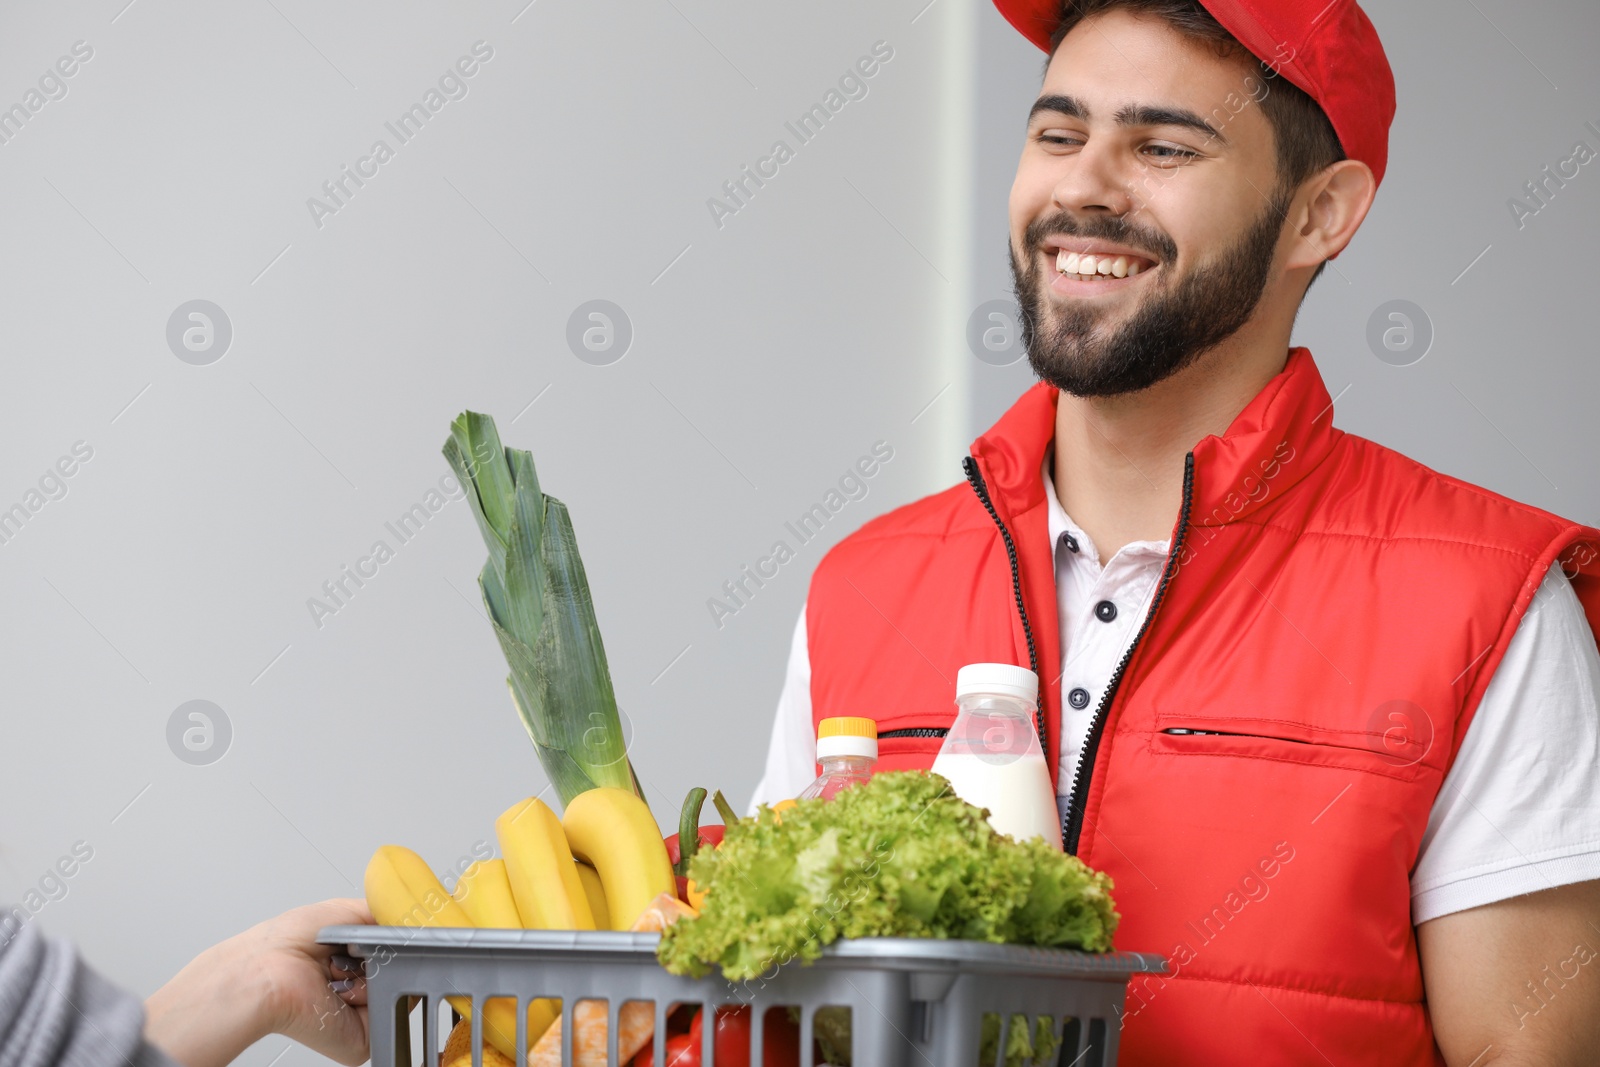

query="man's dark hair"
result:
[1048,0,1346,287]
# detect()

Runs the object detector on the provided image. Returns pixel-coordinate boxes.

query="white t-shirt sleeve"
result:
[745,604,818,816]
[1412,560,1600,923]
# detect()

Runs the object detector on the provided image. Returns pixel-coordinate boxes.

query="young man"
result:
[750,1,1600,1062]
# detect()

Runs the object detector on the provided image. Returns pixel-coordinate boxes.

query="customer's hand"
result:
[144,898,374,1067]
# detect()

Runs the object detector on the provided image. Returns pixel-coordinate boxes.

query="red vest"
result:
[805,349,1600,1064]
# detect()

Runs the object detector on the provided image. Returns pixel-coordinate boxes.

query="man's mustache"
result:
[1023,214,1177,266]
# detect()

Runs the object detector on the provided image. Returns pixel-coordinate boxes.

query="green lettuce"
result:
[657,771,1118,982]
[980,1013,1061,1067]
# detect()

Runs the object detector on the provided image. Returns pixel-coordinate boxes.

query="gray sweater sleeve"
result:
[0,911,184,1067]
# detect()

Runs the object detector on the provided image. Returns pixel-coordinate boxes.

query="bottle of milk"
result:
[930,663,1063,850]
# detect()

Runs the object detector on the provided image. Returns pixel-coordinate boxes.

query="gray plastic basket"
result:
[319,926,1165,1067]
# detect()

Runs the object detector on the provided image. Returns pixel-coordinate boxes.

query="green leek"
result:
[443,411,640,807]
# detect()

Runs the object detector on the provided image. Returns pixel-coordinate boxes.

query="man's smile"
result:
[1043,247,1161,297]
[1036,235,1163,298]
[1055,247,1152,277]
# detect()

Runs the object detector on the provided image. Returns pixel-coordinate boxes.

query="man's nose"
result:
[1050,139,1138,218]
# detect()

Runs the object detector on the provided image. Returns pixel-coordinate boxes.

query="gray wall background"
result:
[0,2,1594,1065]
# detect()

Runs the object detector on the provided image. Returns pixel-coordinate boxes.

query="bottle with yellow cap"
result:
[797,717,878,801]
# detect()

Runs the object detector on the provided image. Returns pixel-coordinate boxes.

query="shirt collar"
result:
[1042,453,1170,569]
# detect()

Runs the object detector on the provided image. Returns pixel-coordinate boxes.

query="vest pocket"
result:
[874,721,949,770]
[1151,716,1430,781]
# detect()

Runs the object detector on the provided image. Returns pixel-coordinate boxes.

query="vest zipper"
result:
[873,458,1040,748]
[961,455,1043,749]
[1061,452,1195,856]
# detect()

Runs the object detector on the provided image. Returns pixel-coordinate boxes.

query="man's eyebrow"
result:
[1028,93,1087,122]
[1116,103,1227,145]
[1028,93,1228,146]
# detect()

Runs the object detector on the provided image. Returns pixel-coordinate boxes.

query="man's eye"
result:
[1036,131,1082,147]
[1145,144,1199,160]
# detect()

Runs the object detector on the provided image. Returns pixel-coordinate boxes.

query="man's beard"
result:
[1010,191,1288,397]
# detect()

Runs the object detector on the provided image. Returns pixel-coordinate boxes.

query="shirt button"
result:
[1068,687,1091,710]
[1094,600,1118,623]
[1063,533,1080,553]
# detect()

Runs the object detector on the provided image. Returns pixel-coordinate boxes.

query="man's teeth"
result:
[1056,250,1146,279]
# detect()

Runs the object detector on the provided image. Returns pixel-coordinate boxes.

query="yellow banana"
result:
[364,846,474,1023]
[365,847,554,1058]
[365,845,474,929]
[496,797,595,930]
[474,998,552,1063]
[451,859,522,929]
[459,859,558,1055]
[574,861,610,930]
[560,788,675,930]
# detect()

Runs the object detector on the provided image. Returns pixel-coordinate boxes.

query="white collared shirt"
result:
[1043,461,1167,820]
[750,457,1600,922]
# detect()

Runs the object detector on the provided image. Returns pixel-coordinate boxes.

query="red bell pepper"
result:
[676,1005,802,1067]
[662,825,727,867]
[664,824,726,902]
[630,1031,695,1066]
[667,787,740,908]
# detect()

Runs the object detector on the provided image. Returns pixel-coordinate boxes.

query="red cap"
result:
[993,0,1397,188]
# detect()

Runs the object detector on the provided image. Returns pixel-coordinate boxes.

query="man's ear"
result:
[1283,159,1377,270]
